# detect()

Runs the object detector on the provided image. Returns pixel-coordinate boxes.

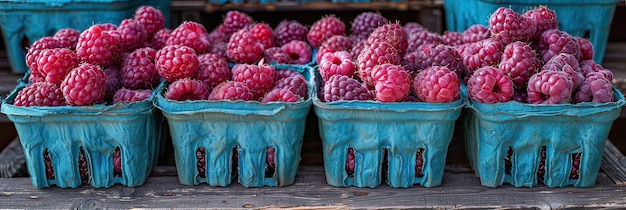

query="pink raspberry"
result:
[371,64,412,102]
[488,7,537,44]
[413,66,460,103]
[112,88,152,103]
[93,23,118,31]
[274,73,308,99]
[231,63,276,100]
[522,6,558,40]
[13,82,65,107]
[462,24,490,44]
[404,22,427,35]
[167,21,210,53]
[227,28,264,64]
[76,25,122,67]
[208,81,254,101]
[195,53,231,89]
[459,38,503,78]
[104,66,121,100]
[275,69,301,81]
[527,70,574,104]
[221,10,254,37]
[208,27,230,44]
[580,60,613,81]
[467,66,514,103]
[357,41,401,87]
[498,41,542,88]
[249,23,274,50]
[367,23,409,56]
[538,29,580,62]
[575,37,594,61]
[281,40,312,65]
[351,12,388,40]
[25,37,60,81]
[316,35,353,63]
[542,53,584,89]
[36,48,79,85]
[407,31,444,53]
[414,43,465,77]
[117,19,148,52]
[307,16,346,48]
[120,47,159,89]
[322,74,372,102]
[155,45,199,82]
[165,78,210,101]
[442,31,463,46]
[261,88,300,103]
[61,63,106,106]
[319,51,355,81]
[149,28,172,50]
[350,39,367,60]
[274,20,308,47]
[573,72,614,103]
[264,47,292,64]
[207,41,228,59]
[53,28,80,50]
[133,5,165,37]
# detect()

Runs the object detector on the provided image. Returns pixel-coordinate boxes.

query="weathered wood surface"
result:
[602,140,626,185]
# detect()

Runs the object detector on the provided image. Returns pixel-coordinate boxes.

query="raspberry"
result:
[538,29,580,62]
[488,7,536,44]
[319,51,356,81]
[36,48,79,85]
[275,69,300,81]
[120,47,159,89]
[266,147,276,169]
[542,53,584,89]
[580,60,613,81]
[467,66,514,103]
[575,37,594,61]
[346,148,355,175]
[527,70,574,104]
[367,23,409,56]
[207,41,228,58]
[513,88,528,103]
[274,73,308,99]
[322,74,372,102]
[573,72,614,103]
[61,63,106,106]
[208,81,254,101]
[498,41,542,88]
[404,22,426,35]
[78,148,89,182]
[357,41,401,87]
[117,19,148,52]
[371,64,412,102]
[281,40,312,65]
[113,147,122,175]
[112,88,152,103]
[414,43,465,77]
[13,82,65,107]
[195,53,231,89]
[522,6,558,40]
[462,24,490,44]
[208,26,231,44]
[350,12,388,40]
[413,66,461,103]
[401,51,419,75]
[249,23,274,50]
[53,28,80,50]
[274,20,308,47]
[25,37,60,80]
[221,10,254,37]
[76,25,122,67]
[316,35,353,63]
[307,16,346,48]
[350,39,367,60]
[442,31,463,46]
[167,21,210,53]
[94,23,118,31]
[232,63,276,100]
[261,88,300,103]
[104,66,121,101]
[133,5,165,37]
[165,78,210,101]
[459,38,503,77]
[227,28,264,64]
[155,45,199,82]
[264,47,292,64]
[149,28,172,50]
[44,149,55,179]
[407,31,444,53]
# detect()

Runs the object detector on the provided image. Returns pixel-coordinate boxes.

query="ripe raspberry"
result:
[346,148,355,175]
[307,16,346,48]
[350,12,388,40]
[488,7,536,44]
[459,38,503,77]
[264,47,292,64]
[25,37,60,80]
[117,19,148,52]
[208,81,254,101]
[249,23,274,50]
[133,5,165,37]
[367,23,409,56]
[94,23,118,31]
[357,41,401,87]
[112,88,152,103]
[319,51,355,81]
[580,60,613,81]
[274,20,308,47]
[227,28,265,64]
[350,39,367,60]
[208,26,231,44]
[462,24,490,44]
[113,147,122,175]
[221,10,254,37]
[404,22,426,35]
[542,53,584,89]
[275,68,300,81]
[266,147,276,169]
[120,47,159,89]
[261,88,300,103]
[104,66,121,100]
[61,63,106,106]
[165,78,210,101]
[538,29,580,62]
[76,25,122,67]
[167,21,210,53]
[498,41,541,88]
[275,73,308,99]
[36,48,79,85]
[155,45,199,82]
[413,66,461,103]
[527,70,574,104]
[401,51,419,75]
[13,82,65,107]
[407,31,444,53]
[575,37,594,61]
[53,28,80,50]
[513,88,528,103]
[522,6,558,40]
[573,72,614,103]
[207,41,228,58]
[371,64,412,102]
[442,31,463,46]
[232,63,276,100]
[195,53,231,89]
[281,40,312,65]
[316,35,353,63]
[414,43,465,77]
[467,66,514,103]
[322,74,372,102]
[149,28,171,50]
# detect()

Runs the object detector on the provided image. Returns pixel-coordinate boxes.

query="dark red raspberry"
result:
[274,73,308,99]
[261,88,300,103]
[488,7,536,44]
[195,53,231,89]
[307,16,346,48]
[351,12,388,40]
[232,63,276,100]
[61,63,106,106]
[25,37,60,81]
[357,41,401,87]
[264,47,292,64]
[371,63,412,102]
[53,28,80,50]
[36,48,79,85]
[44,149,55,179]
[407,31,444,53]
[367,23,409,56]
[467,66,514,103]
[208,81,254,101]
[274,20,308,47]
[542,53,584,89]
[573,72,614,103]
[346,148,355,175]
[442,31,463,46]
[281,40,312,65]
[498,41,542,88]
[538,29,580,62]
[103,66,121,101]
[316,35,353,63]
[414,43,465,77]
[527,70,574,104]
[275,69,300,81]
[401,51,420,75]
[575,37,594,61]
[155,45,199,82]
[149,28,171,50]
[165,78,210,101]
[94,23,118,31]
[413,66,461,103]
[319,51,355,81]
[523,6,558,40]
[266,147,276,169]
[117,19,148,52]
[113,88,152,103]
[459,38,503,78]
[462,24,490,44]
[322,74,372,102]
[13,82,65,107]
[404,22,426,35]
[580,60,613,81]
[76,25,122,67]
[134,5,165,37]
[120,47,159,89]
[227,28,264,64]
[221,10,254,37]
[207,41,228,59]
[113,147,122,175]
[167,21,210,53]
[513,88,528,103]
